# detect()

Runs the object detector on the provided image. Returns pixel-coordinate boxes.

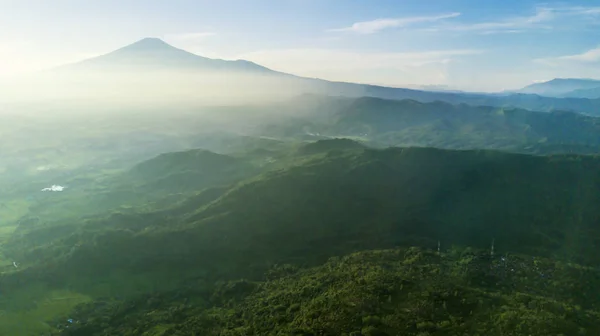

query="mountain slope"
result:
[57,37,274,74]
[125,148,254,188]
[517,78,600,97]
[559,86,600,99]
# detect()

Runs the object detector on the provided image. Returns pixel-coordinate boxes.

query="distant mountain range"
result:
[516,78,600,98]
[5,38,600,115]
[560,86,600,99]
[258,94,600,154]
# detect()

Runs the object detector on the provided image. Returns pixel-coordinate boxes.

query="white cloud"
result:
[432,6,600,34]
[330,5,600,36]
[534,47,600,66]
[438,7,554,32]
[328,12,461,34]
[41,185,65,192]
[559,47,600,62]
[236,48,482,86]
[582,8,600,15]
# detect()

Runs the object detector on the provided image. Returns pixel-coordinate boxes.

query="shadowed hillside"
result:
[517,78,600,97]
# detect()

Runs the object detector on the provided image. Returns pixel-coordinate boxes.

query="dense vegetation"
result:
[49,247,600,336]
[1,137,600,334]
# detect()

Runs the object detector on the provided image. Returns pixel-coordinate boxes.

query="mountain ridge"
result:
[517,78,600,97]
[259,94,600,154]
[8,38,600,116]
[55,37,275,74]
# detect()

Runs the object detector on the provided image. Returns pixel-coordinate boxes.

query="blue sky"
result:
[1,0,600,91]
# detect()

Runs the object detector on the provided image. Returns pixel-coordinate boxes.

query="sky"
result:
[1,0,600,92]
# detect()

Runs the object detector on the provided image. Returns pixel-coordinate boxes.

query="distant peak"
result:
[122,37,175,51]
[109,37,178,54]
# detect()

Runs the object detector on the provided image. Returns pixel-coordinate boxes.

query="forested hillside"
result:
[1,140,600,334]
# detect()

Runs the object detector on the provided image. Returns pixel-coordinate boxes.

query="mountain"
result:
[56,37,274,74]
[9,37,307,105]
[517,78,600,97]
[6,38,600,115]
[355,84,600,116]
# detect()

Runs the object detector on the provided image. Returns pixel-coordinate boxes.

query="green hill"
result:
[517,78,600,97]
[124,148,257,192]
[3,141,600,334]
[6,143,600,283]
[4,149,261,260]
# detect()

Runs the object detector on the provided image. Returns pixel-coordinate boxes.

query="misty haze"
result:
[2,1,600,335]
